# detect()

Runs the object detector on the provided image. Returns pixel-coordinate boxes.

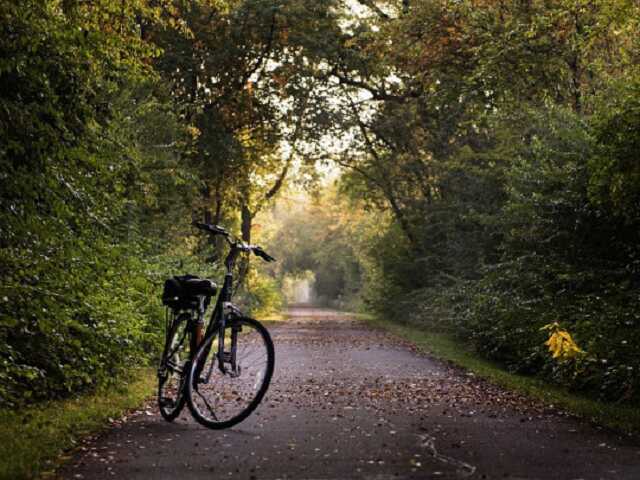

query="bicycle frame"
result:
[189,221,275,381]
[199,239,244,377]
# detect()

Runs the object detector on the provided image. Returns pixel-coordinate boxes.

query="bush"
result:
[457,106,640,402]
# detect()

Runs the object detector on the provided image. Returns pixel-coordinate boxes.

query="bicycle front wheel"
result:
[186,317,275,429]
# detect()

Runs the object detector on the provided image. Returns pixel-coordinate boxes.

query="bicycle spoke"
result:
[158,315,191,422]
[194,387,218,421]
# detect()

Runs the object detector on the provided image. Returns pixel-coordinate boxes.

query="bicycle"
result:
[157,221,276,429]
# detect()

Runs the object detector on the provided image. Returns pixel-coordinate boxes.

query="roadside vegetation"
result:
[0,369,154,480]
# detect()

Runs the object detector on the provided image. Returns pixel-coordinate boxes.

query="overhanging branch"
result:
[331,68,419,103]
[353,0,391,20]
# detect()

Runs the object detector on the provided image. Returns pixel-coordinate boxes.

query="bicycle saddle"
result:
[180,276,217,297]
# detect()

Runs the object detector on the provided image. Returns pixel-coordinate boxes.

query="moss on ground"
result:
[0,368,155,480]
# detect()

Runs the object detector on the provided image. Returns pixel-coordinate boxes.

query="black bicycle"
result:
[157,221,275,429]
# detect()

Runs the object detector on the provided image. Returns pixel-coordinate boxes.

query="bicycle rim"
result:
[187,317,274,429]
[158,313,191,421]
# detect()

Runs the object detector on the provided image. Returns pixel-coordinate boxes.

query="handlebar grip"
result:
[253,247,276,262]
[192,221,207,230]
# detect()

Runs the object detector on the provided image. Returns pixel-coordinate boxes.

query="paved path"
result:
[59,307,640,479]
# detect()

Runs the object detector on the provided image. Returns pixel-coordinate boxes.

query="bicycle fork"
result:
[218,302,242,376]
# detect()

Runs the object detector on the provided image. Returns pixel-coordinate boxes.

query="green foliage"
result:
[241,270,284,318]
[0,0,194,407]
[261,188,367,309]
[589,78,640,219]
[322,0,640,404]
[1,0,308,407]
[458,106,640,401]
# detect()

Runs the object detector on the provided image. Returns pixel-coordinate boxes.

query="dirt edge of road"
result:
[358,311,640,439]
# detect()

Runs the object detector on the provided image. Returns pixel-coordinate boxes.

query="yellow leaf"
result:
[542,326,585,361]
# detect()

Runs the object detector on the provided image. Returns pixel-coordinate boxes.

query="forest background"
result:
[2,0,640,413]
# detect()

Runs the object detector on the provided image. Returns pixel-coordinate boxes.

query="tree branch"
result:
[331,69,419,103]
[345,93,416,244]
[353,0,390,20]
[240,6,277,88]
[257,93,310,208]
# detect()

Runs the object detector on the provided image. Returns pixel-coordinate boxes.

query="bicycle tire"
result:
[157,312,192,422]
[186,317,275,429]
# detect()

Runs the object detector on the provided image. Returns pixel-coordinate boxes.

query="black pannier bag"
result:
[162,274,199,310]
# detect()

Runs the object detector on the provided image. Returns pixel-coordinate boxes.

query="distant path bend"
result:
[60,306,640,479]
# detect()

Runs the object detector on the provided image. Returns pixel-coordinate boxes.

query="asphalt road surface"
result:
[59,307,640,480]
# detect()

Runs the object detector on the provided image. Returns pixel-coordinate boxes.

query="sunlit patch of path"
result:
[59,306,640,480]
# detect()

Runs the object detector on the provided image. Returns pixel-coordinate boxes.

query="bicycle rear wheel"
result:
[158,312,192,421]
[186,317,274,429]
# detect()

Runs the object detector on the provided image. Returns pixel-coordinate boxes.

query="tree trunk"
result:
[235,203,254,290]
[241,204,252,244]
[384,187,416,245]
[213,180,223,225]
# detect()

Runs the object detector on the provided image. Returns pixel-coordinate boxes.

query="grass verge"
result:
[0,368,155,480]
[260,312,287,322]
[363,314,640,435]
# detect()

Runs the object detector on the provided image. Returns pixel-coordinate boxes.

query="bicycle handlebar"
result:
[192,221,229,236]
[252,246,276,262]
[192,221,276,263]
